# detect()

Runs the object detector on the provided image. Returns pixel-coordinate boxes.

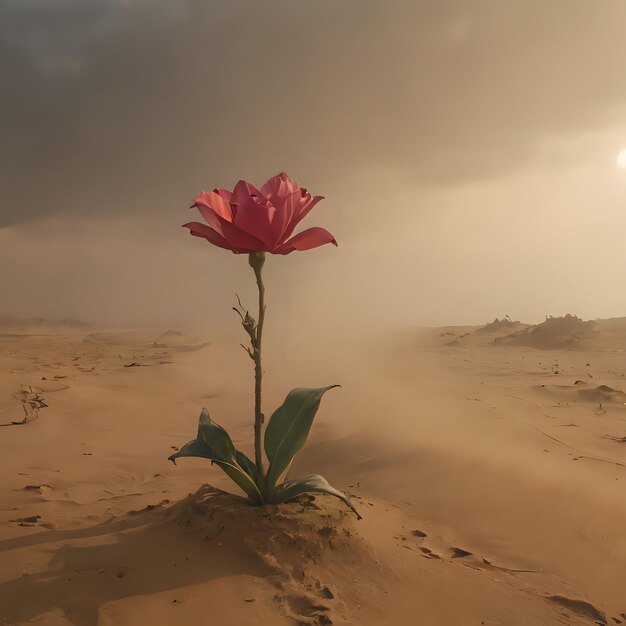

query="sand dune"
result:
[494,314,598,349]
[424,314,626,351]
[474,317,530,335]
[1,321,626,624]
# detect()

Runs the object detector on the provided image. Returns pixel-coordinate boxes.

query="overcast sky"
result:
[2,0,626,338]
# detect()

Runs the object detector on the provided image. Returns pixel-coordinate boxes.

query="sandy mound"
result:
[152,330,210,353]
[533,382,626,408]
[474,317,528,334]
[155,330,186,344]
[0,485,379,626]
[420,318,531,348]
[495,314,597,349]
[156,486,373,625]
[576,384,626,404]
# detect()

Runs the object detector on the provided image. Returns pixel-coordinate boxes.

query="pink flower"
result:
[183,172,337,254]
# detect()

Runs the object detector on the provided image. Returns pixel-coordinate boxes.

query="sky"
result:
[2,0,626,339]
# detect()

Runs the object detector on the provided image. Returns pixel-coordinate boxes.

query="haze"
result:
[4,5,626,622]
[2,0,626,338]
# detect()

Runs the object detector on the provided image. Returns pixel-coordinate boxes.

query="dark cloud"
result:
[1,0,626,227]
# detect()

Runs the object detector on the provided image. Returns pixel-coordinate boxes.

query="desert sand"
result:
[1,315,626,625]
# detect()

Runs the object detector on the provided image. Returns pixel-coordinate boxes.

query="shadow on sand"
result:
[0,486,266,624]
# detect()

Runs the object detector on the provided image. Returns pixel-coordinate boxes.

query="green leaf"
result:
[169,408,262,504]
[235,449,257,481]
[264,386,339,490]
[215,460,262,504]
[195,407,238,460]
[272,474,361,519]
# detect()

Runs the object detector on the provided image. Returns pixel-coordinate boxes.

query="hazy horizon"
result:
[3,0,626,337]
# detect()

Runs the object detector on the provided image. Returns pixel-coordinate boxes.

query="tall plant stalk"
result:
[249,251,266,477]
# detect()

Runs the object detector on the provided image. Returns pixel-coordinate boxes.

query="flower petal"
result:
[272,227,338,255]
[182,222,233,251]
[192,190,233,222]
[267,188,302,246]
[218,219,266,252]
[261,171,298,199]
[189,188,267,251]
[281,193,324,241]
[260,174,324,247]
[231,180,276,248]
[183,218,264,253]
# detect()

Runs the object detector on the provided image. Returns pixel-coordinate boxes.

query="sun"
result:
[617,149,626,169]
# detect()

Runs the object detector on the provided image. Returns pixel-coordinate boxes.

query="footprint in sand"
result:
[10,514,41,527]
[283,592,333,626]
[448,546,540,574]
[419,546,441,560]
[547,594,607,625]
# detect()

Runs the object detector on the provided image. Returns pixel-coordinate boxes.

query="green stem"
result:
[249,252,266,478]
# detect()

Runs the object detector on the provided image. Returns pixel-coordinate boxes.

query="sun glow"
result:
[617,149,626,169]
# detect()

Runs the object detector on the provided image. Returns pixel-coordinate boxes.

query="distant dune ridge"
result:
[153,330,210,352]
[0,315,90,334]
[426,314,626,350]
[494,314,597,349]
